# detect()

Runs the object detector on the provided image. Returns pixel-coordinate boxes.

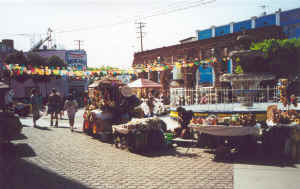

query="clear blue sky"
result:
[0,0,299,69]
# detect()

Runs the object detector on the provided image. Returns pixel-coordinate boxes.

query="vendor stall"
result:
[83,77,142,141]
[0,81,23,144]
[112,117,167,152]
[261,79,300,162]
[128,78,162,98]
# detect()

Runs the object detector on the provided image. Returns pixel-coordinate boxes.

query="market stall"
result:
[188,114,260,157]
[0,81,23,144]
[112,117,167,152]
[82,77,142,141]
[128,78,162,98]
[262,79,300,162]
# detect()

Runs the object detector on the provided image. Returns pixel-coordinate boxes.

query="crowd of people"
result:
[28,88,79,131]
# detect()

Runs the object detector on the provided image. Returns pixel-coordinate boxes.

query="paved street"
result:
[1,110,233,189]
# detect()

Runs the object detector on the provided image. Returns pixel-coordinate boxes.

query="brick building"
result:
[132,8,300,91]
[133,26,284,90]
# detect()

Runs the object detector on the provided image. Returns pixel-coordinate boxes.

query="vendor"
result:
[119,85,141,122]
[174,107,193,139]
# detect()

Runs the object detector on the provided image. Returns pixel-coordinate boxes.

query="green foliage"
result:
[234,65,244,74]
[4,51,28,66]
[250,38,300,58]
[249,38,300,78]
[27,52,47,67]
[47,55,66,68]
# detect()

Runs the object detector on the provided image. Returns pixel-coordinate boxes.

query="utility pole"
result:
[74,40,84,50]
[136,22,145,52]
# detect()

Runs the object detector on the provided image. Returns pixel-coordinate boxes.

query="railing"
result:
[170,87,279,106]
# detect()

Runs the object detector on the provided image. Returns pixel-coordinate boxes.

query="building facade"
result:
[132,8,300,91]
[30,49,88,97]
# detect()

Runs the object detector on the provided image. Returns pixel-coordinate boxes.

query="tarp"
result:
[128,78,162,88]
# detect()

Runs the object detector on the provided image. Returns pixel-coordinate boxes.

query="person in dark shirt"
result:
[48,88,62,127]
[174,107,194,138]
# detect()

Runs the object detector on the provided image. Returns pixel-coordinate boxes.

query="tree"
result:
[4,51,28,66]
[47,55,66,68]
[27,52,47,67]
[247,38,300,79]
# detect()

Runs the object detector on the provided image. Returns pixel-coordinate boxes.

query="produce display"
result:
[113,117,167,133]
[267,78,300,125]
[83,77,142,137]
[113,117,167,152]
[190,113,257,127]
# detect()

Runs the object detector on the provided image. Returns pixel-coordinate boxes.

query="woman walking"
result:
[64,95,78,132]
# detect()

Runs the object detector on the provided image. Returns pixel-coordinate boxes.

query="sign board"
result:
[66,50,87,70]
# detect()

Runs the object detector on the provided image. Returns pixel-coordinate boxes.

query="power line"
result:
[52,0,216,34]
[0,0,216,38]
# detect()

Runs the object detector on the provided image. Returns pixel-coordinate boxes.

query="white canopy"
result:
[128,78,162,88]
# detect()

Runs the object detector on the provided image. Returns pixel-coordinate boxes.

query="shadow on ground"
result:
[138,147,202,158]
[22,124,52,131]
[0,142,93,189]
[208,144,297,168]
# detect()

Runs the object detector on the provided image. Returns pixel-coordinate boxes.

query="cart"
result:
[0,81,23,146]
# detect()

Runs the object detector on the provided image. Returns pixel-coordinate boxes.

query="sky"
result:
[0,0,299,69]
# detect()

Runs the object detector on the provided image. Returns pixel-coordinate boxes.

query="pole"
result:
[136,22,145,52]
[74,40,84,50]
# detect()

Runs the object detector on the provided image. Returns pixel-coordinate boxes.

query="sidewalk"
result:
[234,164,300,189]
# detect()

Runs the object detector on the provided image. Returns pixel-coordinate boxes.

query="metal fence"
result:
[170,87,279,106]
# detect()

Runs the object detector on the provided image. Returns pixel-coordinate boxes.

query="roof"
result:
[128,78,162,88]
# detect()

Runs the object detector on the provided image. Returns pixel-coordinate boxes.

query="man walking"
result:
[48,88,61,127]
[30,88,43,128]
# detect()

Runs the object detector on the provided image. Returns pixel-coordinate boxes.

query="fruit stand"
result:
[112,117,167,152]
[83,78,142,141]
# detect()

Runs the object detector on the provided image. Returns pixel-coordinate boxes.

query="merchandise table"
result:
[189,124,260,136]
[112,118,166,152]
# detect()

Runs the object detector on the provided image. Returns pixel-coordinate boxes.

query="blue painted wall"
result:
[280,8,300,38]
[233,20,252,32]
[255,14,276,28]
[280,8,300,26]
[215,25,230,37]
[198,65,213,84]
[198,29,212,40]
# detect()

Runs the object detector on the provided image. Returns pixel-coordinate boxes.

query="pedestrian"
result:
[48,88,62,127]
[30,88,43,128]
[58,94,65,120]
[147,91,155,117]
[64,94,78,132]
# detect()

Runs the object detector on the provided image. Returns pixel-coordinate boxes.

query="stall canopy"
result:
[0,81,9,89]
[128,78,162,88]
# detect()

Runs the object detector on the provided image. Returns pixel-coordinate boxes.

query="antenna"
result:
[258,5,269,16]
